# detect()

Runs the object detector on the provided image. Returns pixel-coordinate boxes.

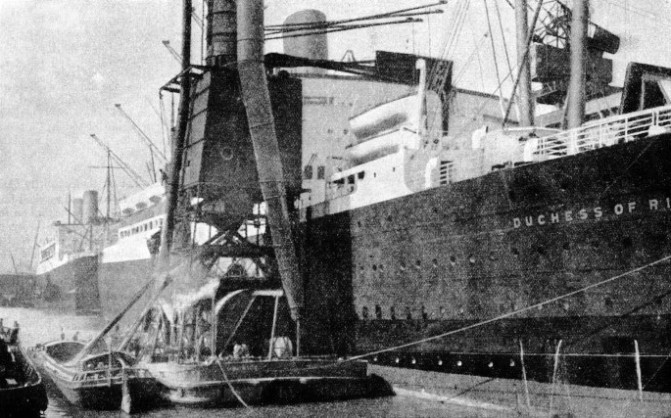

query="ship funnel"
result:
[82,190,98,224]
[283,10,328,75]
[205,0,237,66]
[72,198,84,224]
[283,10,328,58]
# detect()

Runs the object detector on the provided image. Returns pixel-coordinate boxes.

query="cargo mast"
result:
[158,0,192,269]
[567,0,589,128]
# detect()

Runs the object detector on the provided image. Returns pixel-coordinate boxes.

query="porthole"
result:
[604,297,613,309]
[400,261,406,271]
[372,264,377,271]
[562,242,570,251]
[375,305,382,319]
[379,264,384,272]
[432,258,438,268]
[405,306,412,320]
[511,247,519,257]
[537,247,545,256]
[357,221,362,228]
[415,260,421,268]
[361,306,369,319]
[390,306,396,320]
[449,255,456,266]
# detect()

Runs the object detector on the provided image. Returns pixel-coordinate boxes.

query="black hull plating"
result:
[301,132,671,393]
[36,255,100,315]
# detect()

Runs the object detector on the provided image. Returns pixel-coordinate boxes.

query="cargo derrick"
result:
[529,0,620,110]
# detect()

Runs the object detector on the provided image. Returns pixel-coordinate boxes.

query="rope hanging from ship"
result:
[215,254,671,380]
[343,254,671,362]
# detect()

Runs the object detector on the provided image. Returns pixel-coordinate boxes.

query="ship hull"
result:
[300,131,671,396]
[97,257,154,323]
[36,255,100,315]
[373,365,671,418]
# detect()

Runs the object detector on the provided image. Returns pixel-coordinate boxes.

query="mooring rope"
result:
[345,254,671,362]
[214,357,250,409]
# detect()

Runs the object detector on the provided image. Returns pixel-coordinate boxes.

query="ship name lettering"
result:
[565,210,573,221]
[594,207,602,218]
[512,198,668,229]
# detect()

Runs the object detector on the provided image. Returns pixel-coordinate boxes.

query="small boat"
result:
[135,288,393,407]
[28,276,166,413]
[0,323,48,418]
[28,340,159,412]
[147,355,392,406]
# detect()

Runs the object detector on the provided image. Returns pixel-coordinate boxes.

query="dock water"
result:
[1,306,515,417]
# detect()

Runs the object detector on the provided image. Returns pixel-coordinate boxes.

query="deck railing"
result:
[533,105,671,161]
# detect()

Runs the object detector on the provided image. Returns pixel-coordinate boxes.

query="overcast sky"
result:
[0,0,670,272]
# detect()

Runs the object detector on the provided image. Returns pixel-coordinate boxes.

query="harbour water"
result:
[0,307,507,418]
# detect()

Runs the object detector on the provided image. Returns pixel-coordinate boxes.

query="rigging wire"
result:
[469,19,486,92]
[502,0,544,127]
[494,0,515,90]
[484,0,507,118]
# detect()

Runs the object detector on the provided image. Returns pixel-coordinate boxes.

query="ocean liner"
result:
[97,0,671,412]
[35,190,104,314]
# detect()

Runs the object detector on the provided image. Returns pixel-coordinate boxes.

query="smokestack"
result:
[82,191,98,224]
[283,10,328,59]
[206,0,237,66]
[237,0,303,323]
[72,198,84,224]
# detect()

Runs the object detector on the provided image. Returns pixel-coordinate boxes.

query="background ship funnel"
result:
[71,198,83,224]
[237,0,303,321]
[82,190,98,224]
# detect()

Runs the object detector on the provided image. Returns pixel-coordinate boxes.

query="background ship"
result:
[35,190,104,314]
